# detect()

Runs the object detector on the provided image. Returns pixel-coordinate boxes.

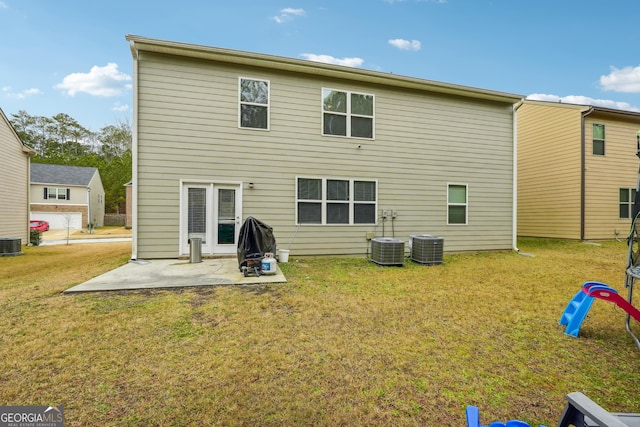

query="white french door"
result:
[181,182,242,256]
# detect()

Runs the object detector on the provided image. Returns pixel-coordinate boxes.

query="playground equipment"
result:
[559,131,640,350]
[467,392,640,427]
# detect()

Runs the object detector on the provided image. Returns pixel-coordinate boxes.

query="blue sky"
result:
[2,0,640,132]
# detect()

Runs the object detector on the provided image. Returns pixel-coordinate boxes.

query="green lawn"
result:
[0,239,638,426]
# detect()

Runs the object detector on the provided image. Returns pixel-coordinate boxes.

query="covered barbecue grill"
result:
[237,216,277,277]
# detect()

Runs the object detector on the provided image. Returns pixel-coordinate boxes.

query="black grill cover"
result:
[237,216,277,269]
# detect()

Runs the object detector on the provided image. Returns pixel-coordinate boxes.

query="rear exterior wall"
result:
[135,52,516,258]
[583,114,639,240]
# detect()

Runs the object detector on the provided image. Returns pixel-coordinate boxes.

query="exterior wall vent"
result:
[370,237,404,266]
[410,234,444,265]
[0,238,22,257]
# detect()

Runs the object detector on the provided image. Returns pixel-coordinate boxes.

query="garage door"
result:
[31,212,83,230]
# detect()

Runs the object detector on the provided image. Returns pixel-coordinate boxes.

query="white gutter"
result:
[512,99,525,253]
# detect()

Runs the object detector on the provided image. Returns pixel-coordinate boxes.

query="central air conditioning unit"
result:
[0,238,22,257]
[410,234,444,265]
[370,237,404,266]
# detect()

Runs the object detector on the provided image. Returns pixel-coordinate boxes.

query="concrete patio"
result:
[64,257,287,293]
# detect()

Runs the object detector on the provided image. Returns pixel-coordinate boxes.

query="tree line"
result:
[10,110,132,215]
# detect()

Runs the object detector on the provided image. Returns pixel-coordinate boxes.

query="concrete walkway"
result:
[65,257,287,293]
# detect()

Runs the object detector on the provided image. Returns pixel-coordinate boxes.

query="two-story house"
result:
[0,107,35,247]
[126,35,523,259]
[518,100,640,240]
[30,163,105,230]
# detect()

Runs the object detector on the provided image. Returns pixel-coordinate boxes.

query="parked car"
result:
[30,220,49,232]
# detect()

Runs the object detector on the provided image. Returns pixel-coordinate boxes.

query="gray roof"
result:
[31,163,98,186]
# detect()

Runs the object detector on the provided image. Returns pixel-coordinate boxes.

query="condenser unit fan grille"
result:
[410,234,443,265]
[0,238,22,257]
[370,237,404,266]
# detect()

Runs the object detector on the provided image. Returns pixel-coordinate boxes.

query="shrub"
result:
[30,229,41,246]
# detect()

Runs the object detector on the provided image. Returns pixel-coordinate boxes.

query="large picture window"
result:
[447,184,467,225]
[322,88,374,139]
[239,77,269,130]
[297,177,377,225]
[620,188,637,219]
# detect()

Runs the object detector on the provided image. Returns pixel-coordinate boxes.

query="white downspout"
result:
[129,40,139,261]
[512,99,525,253]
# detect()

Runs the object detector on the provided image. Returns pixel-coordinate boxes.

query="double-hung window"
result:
[45,187,70,200]
[239,77,269,130]
[322,88,374,139]
[447,184,467,225]
[593,124,605,155]
[620,188,637,219]
[297,177,377,225]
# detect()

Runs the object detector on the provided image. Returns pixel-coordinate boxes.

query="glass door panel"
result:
[217,188,236,245]
[188,187,207,243]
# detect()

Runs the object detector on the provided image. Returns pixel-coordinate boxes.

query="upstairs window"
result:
[45,187,70,200]
[297,177,377,225]
[239,78,269,130]
[620,188,637,219]
[447,184,467,225]
[322,89,374,139]
[593,124,605,155]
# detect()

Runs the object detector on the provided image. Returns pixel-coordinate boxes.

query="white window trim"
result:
[296,176,378,225]
[593,123,605,156]
[620,187,636,219]
[321,87,375,140]
[46,187,69,200]
[447,183,468,225]
[238,77,270,131]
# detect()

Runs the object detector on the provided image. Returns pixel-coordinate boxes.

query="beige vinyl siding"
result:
[0,110,30,244]
[31,184,89,205]
[518,102,584,239]
[135,52,515,258]
[584,115,639,239]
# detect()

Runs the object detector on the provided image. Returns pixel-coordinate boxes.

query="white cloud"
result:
[2,86,42,99]
[273,8,305,24]
[55,63,131,97]
[112,102,129,112]
[300,53,364,68]
[527,93,640,112]
[0,2,7,9]
[600,65,640,93]
[388,38,421,51]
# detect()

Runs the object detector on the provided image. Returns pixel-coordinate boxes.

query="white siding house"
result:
[0,108,35,245]
[126,35,523,259]
[30,163,105,230]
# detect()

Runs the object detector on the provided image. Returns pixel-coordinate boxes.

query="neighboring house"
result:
[0,107,35,245]
[518,100,640,240]
[30,163,105,230]
[126,35,523,260]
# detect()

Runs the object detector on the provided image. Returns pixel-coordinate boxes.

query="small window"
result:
[448,184,467,225]
[296,177,377,225]
[45,187,69,200]
[593,124,605,155]
[322,89,374,139]
[239,78,269,130]
[620,188,637,219]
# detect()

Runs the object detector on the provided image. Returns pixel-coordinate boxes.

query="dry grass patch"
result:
[0,239,638,426]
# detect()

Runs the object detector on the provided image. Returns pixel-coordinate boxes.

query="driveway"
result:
[41,228,132,245]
